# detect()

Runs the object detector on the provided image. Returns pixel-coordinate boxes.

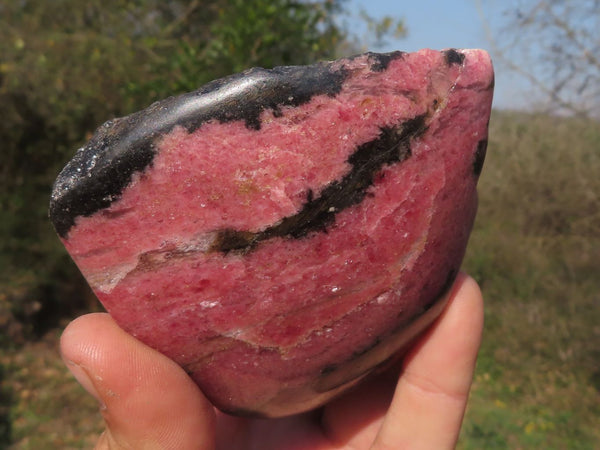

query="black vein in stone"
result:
[211,114,428,254]
[473,139,487,176]
[444,49,466,66]
[49,62,350,238]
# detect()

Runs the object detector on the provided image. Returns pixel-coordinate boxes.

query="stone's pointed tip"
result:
[443,48,466,66]
[439,48,493,68]
[50,48,493,417]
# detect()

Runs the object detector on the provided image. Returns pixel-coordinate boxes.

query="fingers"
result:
[319,363,398,448]
[60,313,216,450]
[372,273,484,450]
[60,275,482,450]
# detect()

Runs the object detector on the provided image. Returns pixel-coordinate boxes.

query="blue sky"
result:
[350,0,522,110]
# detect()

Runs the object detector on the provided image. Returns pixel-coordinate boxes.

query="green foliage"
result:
[143,0,346,95]
[359,9,407,49]
[1,330,101,448]
[459,111,600,448]
[0,361,12,447]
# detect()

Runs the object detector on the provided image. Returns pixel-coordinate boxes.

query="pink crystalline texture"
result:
[57,49,494,417]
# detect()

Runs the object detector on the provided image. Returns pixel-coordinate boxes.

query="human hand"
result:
[60,272,483,449]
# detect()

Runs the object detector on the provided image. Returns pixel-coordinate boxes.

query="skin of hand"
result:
[60,272,483,450]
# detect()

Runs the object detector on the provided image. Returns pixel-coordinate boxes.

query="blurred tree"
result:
[479,0,600,117]
[0,0,404,336]
[359,9,407,49]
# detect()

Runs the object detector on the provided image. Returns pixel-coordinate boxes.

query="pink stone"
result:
[50,49,494,417]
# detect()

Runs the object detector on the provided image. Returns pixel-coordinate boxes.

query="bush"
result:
[460,110,600,447]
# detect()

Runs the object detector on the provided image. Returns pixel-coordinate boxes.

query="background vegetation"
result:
[460,111,600,448]
[1,0,598,448]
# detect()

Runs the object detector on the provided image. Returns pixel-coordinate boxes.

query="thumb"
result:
[60,313,215,450]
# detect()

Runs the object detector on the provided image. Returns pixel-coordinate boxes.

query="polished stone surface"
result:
[50,49,494,417]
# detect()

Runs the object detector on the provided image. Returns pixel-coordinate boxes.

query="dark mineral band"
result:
[49,59,354,238]
[211,115,428,254]
[49,50,463,239]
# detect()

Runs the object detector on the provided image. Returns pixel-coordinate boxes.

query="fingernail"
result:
[65,360,106,409]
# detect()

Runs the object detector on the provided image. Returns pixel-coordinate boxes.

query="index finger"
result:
[372,273,484,449]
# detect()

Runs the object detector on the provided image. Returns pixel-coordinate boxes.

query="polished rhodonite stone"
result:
[50,49,494,417]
